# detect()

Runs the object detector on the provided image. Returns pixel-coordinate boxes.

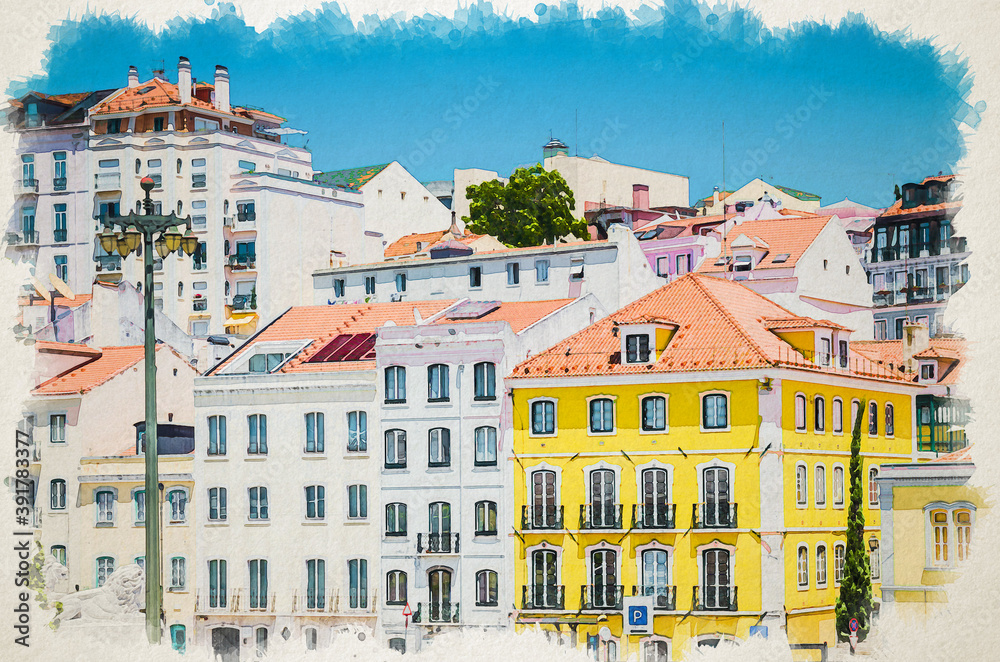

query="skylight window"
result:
[138,86,156,94]
[772,254,791,264]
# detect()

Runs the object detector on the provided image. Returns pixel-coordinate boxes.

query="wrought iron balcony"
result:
[632,503,676,529]
[237,211,257,223]
[227,254,256,270]
[521,505,564,530]
[16,178,38,194]
[53,229,67,242]
[632,585,677,610]
[413,601,459,624]
[580,584,624,611]
[18,231,39,245]
[52,177,67,191]
[521,584,565,610]
[692,585,738,611]
[94,172,121,191]
[872,292,894,308]
[579,503,623,529]
[417,532,460,554]
[95,255,122,272]
[692,503,738,529]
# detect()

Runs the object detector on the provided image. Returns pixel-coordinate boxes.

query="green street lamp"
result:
[96,176,199,645]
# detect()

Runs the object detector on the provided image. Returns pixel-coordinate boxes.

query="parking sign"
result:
[623,597,654,635]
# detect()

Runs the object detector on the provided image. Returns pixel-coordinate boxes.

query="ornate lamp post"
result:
[97,176,199,644]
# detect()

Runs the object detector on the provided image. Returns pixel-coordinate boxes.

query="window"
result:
[248,487,269,520]
[238,160,256,173]
[874,319,887,340]
[428,428,451,467]
[531,400,555,435]
[385,503,407,536]
[535,259,550,282]
[644,641,670,662]
[641,548,671,606]
[170,557,186,590]
[868,467,879,507]
[625,334,650,363]
[955,510,973,562]
[208,487,227,521]
[656,256,669,276]
[96,489,115,526]
[816,545,828,587]
[921,364,936,381]
[476,570,499,605]
[51,546,66,566]
[364,275,376,295]
[386,570,407,604]
[385,430,406,468]
[348,559,368,608]
[394,272,406,293]
[702,393,728,430]
[589,469,618,528]
[700,548,732,608]
[833,466,845,507]
[931,510,949,565]
[570,257,585,281]
[795,394,807,431]
[167,489,187,523]
[53,204,67,242]
[475,426,498,466]
[530,470,558,528]
[305,485,325,520]
[506,262,520,285]
[249,559,268,609]
[814,396,825,432]
[427,364,450,401]
[306,559,326,609]
[641,396,667,432]
[49,414,66,443]
[332,279,345,297]
[868,401,878,436]
[589,398,615,433]
[106,118,121,134]
[207,415,226,455]
[814,465,826,507]
[385,366,406,403]
[677,253,691,275]
[304,628,317,651]
[797,546,809,588]
[347,411,367,452]
[348,484,368,519]
[247,414,267,455]
[134,489,146,525]
[475,501,498,535]
[820,337,832,365]
[795,464,808,507]
[839,340,849,368]
[97,556,115,587]
[53,152,67,189]
[304,412,325,453]
[885,403,895,437]
[474,362,496,400]
[850,399,861,434]
[469,266,482,288]
[869,540,880,579]
[832,398,843,433]
[834,544,846,585]
[54,256,68,282]
[208,559,227,607]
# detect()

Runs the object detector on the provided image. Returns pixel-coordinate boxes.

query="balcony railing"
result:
[632,503,676,529]
[16,178,38,194]
[52,177,67,191]
[632,585,677,611]
[417,532,460,554]
[95,255,122,272]
[579,503,623,529]
[193,299,208,312]
[521,585,565,610]
[692,585,738,611]
[53,229,67,242]
[192,259,207,271]
[917,425,968,454]
[227,254,257,270]
[194,589,277,613]
[413,601,459,624]
[521,505,564,530]
[907,286,933,303]
[580,584,624,611]
[19,231,39,245]
[692,503,738,529]
[94,172,121,191]
[872,292,894,308]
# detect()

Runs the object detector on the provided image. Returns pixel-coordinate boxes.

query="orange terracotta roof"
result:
[930,444,973,463]
[384,230,486,258]
[762,317,849,331]
[33,345,152,395]
[511,274,909,381]
[779,208,819,216]
[432,299,577,334]
[849,338,967,385]
[91,77,284,122]
[698,216,833,272]
[922,174,957,185]
[35,341,102,357]
[880,199,962,218]
[18,294,92,309]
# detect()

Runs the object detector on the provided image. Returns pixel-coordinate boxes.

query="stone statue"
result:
[54,563,145,623]
[41,556,71,597]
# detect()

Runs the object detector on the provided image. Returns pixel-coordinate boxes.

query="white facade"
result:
[313,225,661,315]
[451,167,506,224]
[359,162,453,256]
[543,153,689,210]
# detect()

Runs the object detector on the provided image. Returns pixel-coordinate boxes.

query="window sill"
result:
[474,533,499,540]
[384,465,408,472]
[95,523,116,528]
[699,427,731,433]
[245,456,267,461]
[472,465,500,472]
[384,534,408,540]
[344,519,369,526]
[166,521,188,527]
[302,454,327,460]
[384,400,407,406]
[529,432,557,439]
[426,399,451,405]
[134,523,146,528]
[167,588,189,594]
[302,520,327,526]
[473,396,497,403]
[427,465,452,471]
[205,456,228,462]
[205,521,228,527]
[639,428,669,435]
[245,520,270,526]
[588,430,617,437]
[344,453,370,459]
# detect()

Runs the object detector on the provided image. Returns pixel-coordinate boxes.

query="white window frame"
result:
[166,487,189,524]
[832,463,846,509]
[586,394,617,436]
[95,487,116,527]
[815,543,828,588]
[699,390,731,432]
[814,395,826,433]
[795,462,808,508]
[832,397,844,435]
[833,542,846,586]
[794,393,808,432]
[923,501,977,569]
[638,392,669,434]
[528,397,558,437]
[814,463,827,509]
[868,466,880,508]
[796,543,809,590]
[248,486,269,521]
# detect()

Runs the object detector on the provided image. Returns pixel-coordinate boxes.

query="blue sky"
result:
[16,1,974,208]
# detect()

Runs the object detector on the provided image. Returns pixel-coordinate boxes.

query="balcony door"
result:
[429,502,451,552]
[703,467,731,527]
[641,468,669,526]
[532,549,558,607]
[532,470,556,527]
[642,549,670,606]
[590,469,616,527]
[428,568,452,621]
[591,549,617,608]
[702,549,731,609]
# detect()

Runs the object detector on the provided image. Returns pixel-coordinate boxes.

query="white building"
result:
[374,296,606,653]
[313,224,661,316]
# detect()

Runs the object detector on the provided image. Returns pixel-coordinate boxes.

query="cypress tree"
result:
[835,399,874,644]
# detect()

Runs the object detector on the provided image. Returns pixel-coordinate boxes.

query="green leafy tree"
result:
[249,285,257,310]
[835,400,875,644]
[463,164,588,247]
[894,184,901,201]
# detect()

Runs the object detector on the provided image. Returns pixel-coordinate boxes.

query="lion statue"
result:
[41,556,71,597]
[55,563,145,623]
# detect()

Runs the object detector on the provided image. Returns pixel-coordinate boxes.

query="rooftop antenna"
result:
[575,109,579,157]
[723,120,730,280]
[151,59,166,80]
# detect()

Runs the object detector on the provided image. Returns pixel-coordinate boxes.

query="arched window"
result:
[475,501,498,535]
[814,464,826,507]
[795,394,807,431]
[643,641,670,662]
[530,470,558,528]
[176,158,182,174]
[428,428,451,467]
[885,403,895,437]
[868,467,880,506]
[51,545,66,566]
[869,539,880,579]
[796,545,809,588]
[304,412,324,453]
[834,543,846,585]
[170,556,186,590]
[384,366,406,403]
[795,464,808,507]
[955,510,972,561]
[386,570,407,604]
[167,488,187,523]
[641,396,667,432]
[589,398,615,433]
[702,393,728,429]
[135,158,141,174]
[850,399,861,433]
[177,282,184,297]
[428,568,452,621]
[832,465,845,507]
[347,411,367,453]
[475,569,498,606]
[177,201,183,216]
[832,398,844,433]
[96,556,115,587]
[385,502,407,536]
[868,401,878,436]
[814,396,825,432]
[95,488,115,525]
[304,627,317,651]
[931,510,949,565]
[50,479,66,510]
[475,426,497,466]
[256,627,268,656]
[385,429,406,468]
[304,485,325,520]
[816,545,828,586]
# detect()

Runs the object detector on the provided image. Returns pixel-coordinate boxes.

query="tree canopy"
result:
[463,164,588,247]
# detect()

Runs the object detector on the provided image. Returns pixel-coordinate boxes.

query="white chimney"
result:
[214,65,230,113]
[903,321,931,372]
[178,57,192,104]
[127,65,139,88]
[712,186,721,207]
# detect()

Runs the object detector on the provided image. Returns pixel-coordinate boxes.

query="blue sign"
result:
[749,626,768,639]
[849,618,859,633]
[628,605,648,626]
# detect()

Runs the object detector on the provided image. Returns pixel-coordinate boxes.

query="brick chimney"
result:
[632,184,649,209]
[214,65,230,113]
[127,65,139,88]
[902,321,930,372]
[178,57,192,104]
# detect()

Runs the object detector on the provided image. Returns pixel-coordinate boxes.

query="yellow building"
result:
[875,446,984,620]
[507,274,921,661]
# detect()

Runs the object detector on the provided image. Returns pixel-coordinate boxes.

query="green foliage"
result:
[894,184,901,201]
[835,400,875,643]
[249,286,257,310]
[463,164,588,247]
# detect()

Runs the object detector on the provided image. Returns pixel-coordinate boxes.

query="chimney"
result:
[712,186,721,207]
[127,65,139,88]
[632,184,649,210]
[214,65,230,113]
[902,321,930,372]
[448,211,462,236]
[178,57,192,104]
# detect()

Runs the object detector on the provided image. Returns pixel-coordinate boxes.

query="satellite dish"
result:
[28,275,51,302]
[48,273,75,301]
[599,626,612,641]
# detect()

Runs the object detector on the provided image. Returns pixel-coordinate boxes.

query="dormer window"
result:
[249,352,289,373]
[625,334,650,363]
[225,340,310,375]
[920,362,936,382]
[732,255,753,272]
